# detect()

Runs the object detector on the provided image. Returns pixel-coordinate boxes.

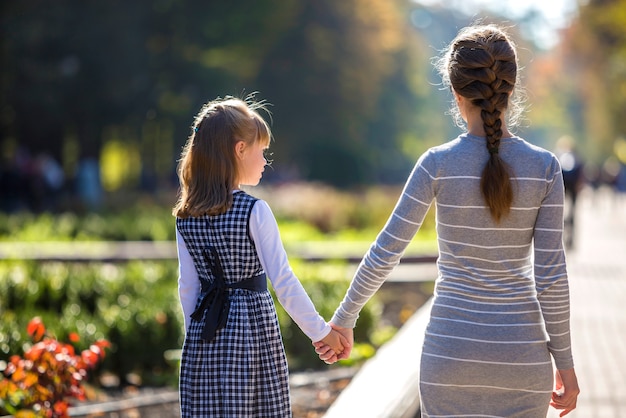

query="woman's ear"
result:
[234,140,246,160]
[452,89,462,104]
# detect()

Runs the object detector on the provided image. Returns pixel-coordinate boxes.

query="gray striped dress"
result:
[331,133,574,417]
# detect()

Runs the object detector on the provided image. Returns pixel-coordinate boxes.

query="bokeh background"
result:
[2,0,625,212]
[1,0,626,415]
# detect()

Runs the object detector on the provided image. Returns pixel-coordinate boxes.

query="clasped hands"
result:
[313,323,354,364]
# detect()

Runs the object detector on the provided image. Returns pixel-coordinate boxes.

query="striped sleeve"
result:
[331,153,436,328]
[533,157,574,370]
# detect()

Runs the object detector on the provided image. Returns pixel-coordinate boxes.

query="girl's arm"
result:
[176,229,201,332]
[249,200,332,343]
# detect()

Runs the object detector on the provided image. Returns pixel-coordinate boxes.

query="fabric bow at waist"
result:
[190,247,266,341]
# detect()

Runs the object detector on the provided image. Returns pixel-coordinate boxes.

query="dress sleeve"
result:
[176,228,201,333]
[533,157,574,370]
[250,200,332,342]
[331,153,436,328]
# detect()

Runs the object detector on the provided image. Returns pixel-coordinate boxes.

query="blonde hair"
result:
[436,24,524,222]
[173,96,272,218]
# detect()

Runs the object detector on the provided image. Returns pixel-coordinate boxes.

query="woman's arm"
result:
[331,156,435,328]
[533,157,574,370]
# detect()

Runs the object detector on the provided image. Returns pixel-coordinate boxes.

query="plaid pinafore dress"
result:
[177,191,291,417]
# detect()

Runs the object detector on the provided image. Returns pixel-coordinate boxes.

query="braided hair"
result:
[437,25,523,222]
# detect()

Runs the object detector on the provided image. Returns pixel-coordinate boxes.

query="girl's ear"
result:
[234,140,247,160]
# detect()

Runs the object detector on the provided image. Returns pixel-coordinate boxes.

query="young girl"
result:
[173,96,347,417]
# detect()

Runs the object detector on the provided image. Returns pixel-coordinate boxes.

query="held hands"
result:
[550,368,580,417]
[318,327,350,362]
[313,323,354,364]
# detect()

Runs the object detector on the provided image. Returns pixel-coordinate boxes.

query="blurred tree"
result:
[256,0,439,186]
[0,0,298,196]
[523,41,583,151]
[557,0,626,163]
[5,0,594,198]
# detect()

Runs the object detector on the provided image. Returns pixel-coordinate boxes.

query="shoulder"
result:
[508,137,562,177]
[234,190,259,204]
[422,136,469,159]
[510,136,554,157]
[415,136,465,169]
[232,191,262,214]
[249,198,273,218]
[429,136,464,154]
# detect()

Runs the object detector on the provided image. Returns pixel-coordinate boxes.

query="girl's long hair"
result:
[173,96,271,218]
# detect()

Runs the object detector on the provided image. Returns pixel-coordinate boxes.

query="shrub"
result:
[0,317,109,418]
[0,260,183,387]
[273,259,382,370]
[0,258,384,389]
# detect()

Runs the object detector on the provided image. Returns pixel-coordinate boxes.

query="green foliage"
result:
[1,184,439,247]
[252,183,437,239]
[272,259,382,370]
[0,260,183,387]
[0,258,386,388]
[0,207,175,242]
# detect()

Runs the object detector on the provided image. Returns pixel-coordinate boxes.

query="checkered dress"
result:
[177,191,291,417]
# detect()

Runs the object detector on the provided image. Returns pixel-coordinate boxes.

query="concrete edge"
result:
[323,298,432,418]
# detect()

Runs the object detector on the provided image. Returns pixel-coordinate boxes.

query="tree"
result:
[557,0,626,163]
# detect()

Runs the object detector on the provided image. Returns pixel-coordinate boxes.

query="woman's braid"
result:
[443,25,518,222]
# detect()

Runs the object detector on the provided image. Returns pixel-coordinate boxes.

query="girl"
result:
[173,96,347,417]
[316,24,579,417]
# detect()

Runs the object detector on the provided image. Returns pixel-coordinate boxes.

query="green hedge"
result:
[273,259,381,370]
[0,186,431,388]
[0,260,182,386]
[0,208,175,242]
[0,259,381,388]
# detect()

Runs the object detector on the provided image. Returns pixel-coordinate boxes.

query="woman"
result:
[316,24,579,417]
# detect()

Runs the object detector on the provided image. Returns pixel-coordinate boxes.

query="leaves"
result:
[26,318,45,343]
[0,318,109,418]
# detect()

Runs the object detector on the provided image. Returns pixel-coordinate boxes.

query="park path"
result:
[546,189,626,417]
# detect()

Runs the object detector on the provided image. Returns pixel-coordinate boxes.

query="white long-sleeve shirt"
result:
[177,199,331,343]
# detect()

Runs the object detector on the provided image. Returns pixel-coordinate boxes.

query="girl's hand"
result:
[313,323,354,364]
[312,341,337,364]
[550,368,580,416]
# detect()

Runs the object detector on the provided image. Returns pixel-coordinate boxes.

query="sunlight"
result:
[412,0,579,49]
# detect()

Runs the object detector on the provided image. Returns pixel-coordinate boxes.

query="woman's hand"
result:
[550,368,580,416]
[313,323,354,364]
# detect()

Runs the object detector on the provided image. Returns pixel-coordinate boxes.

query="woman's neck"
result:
[465,108,512,138]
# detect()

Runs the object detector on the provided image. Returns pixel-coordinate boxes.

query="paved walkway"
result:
[546,189,626,417]
[325,188,626,418]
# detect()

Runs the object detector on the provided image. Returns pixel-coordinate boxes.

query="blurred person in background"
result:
[555,135,585,249]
